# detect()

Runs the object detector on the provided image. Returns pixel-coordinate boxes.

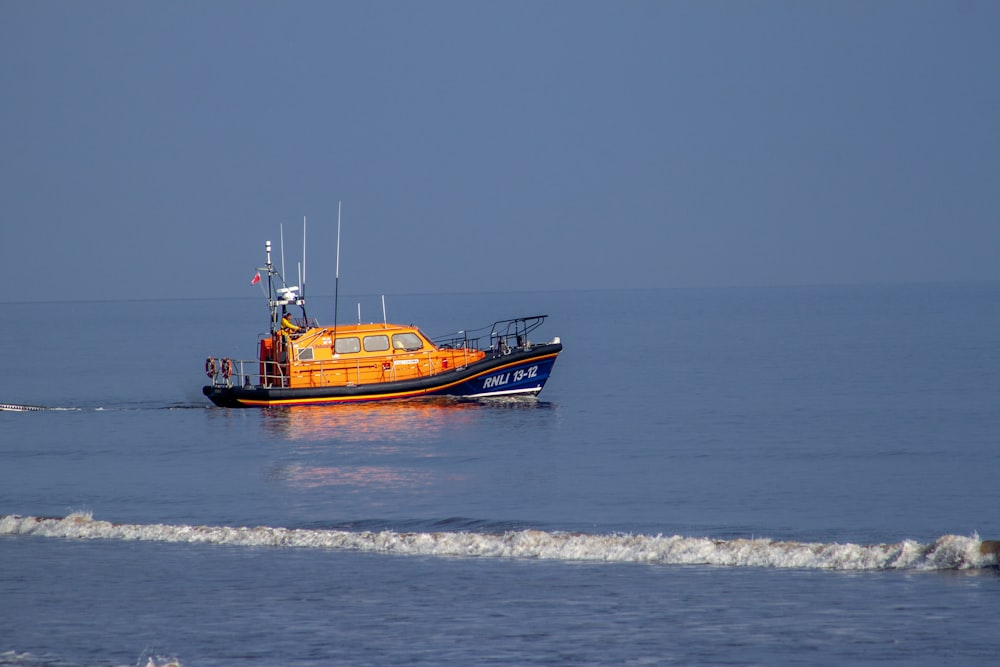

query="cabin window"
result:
[334,337,361,354]
[297,347,314,361]
[363,335,390,352]
[392,333,424,351]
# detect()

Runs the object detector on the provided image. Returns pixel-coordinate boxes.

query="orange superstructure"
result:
[258,322,487,389]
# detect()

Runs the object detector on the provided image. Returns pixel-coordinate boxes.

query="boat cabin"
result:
[257,322,487,389]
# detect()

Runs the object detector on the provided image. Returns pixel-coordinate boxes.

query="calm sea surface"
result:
[2,285,999,666]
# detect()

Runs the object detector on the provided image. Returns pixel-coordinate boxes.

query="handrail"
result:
[209,348,447,390]
[433,315,548,358]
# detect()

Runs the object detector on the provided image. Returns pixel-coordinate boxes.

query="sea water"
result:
[2,284,999,666]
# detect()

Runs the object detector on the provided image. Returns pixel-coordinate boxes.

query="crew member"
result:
[281,311,302,336]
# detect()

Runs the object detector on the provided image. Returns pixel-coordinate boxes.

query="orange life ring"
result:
[205,357,218,378]
[221,358,234,380]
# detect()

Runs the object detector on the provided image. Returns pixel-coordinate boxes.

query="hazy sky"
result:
[2,1,998,302]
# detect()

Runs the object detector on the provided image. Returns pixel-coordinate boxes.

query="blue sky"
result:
[2,1,998,302]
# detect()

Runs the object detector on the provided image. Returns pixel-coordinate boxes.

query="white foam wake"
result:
[0,403,46,412]
[1,513,995,571]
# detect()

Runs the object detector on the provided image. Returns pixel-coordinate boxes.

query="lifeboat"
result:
[202,239,562,408]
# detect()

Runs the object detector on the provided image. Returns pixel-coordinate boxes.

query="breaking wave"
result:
[2,513,996,571]
[0,652,179,667]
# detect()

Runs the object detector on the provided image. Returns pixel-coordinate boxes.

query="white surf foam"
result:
[0,650,180,667]
[1,513,994,571]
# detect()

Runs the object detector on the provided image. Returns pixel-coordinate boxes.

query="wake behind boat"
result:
[0,402,46,412]
[203,233,562,408]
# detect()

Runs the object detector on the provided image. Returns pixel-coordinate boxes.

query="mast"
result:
[264,240,277,332]
[302,215,307,301]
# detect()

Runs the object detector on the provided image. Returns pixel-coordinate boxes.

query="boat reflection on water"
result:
[261,398,550,493]
[260,398,489,443]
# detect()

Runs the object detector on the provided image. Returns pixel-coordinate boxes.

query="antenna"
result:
[280,224,286,287]
[302,215,307,299]
[333,201,342,333]
[382,294,387,326]
[357,302,361,324]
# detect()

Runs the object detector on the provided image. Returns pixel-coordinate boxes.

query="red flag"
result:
[250,272,261,285]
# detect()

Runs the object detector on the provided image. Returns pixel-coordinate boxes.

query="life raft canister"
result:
[205,357,218,378]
